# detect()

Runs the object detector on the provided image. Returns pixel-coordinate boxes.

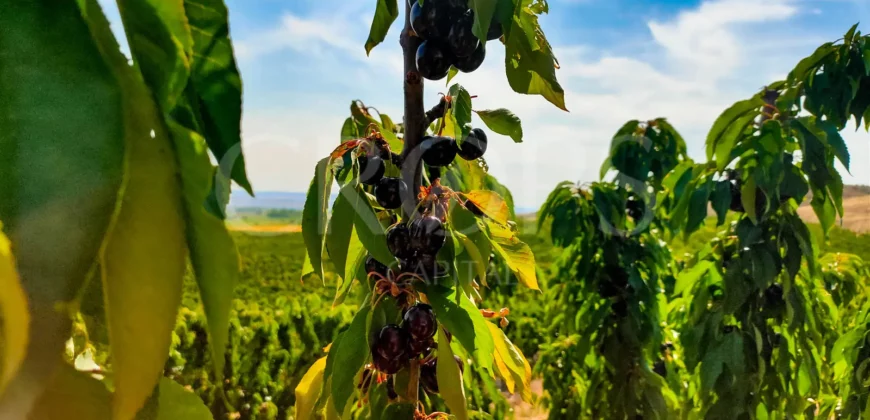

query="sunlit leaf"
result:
[151,378,212,420]
[423,285,495,373]
[436,327,468,420]
[295,357,327,420]
[330,303,371,414]
[464,190,510,225]
[0,226,28,396]
[486,221,539,290]
[486,323,532,402]
[302,158,335,282]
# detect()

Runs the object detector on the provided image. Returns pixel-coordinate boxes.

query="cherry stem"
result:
[408,358,420,405]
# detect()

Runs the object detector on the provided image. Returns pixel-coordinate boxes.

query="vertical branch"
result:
[400,0,425,220]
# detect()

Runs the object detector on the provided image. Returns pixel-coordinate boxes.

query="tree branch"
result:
[400,1,426,219]
[425,97,448,126]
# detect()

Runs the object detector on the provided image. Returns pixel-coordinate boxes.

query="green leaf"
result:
[469,0,497,43]
[811,192,836,235]
[350,186,394,266]
[184,0,252,194]
[686,179,713,235]
[364,0,399,55]
[486,221,539,290]
[819,120,850,172]
[169,122,240,386]
[330,303,371,414]
[741,176,758,224]
[423,285,495,373]
[116,0,192,110]
[340,117,358,142]
[710,181,732,226]
[0,227,28,396]
[675,261,713,296]
[295,357,327,420]
[449,84,474,144]
[335,228,365,307]
[100,62,188,420]
[504,7,566,110]
[486,322,532,402]
[326,183,357,276]
[705,97,763,163]
[436,327,469,420]
[788,42,835,82]
[28,365,111,420]
[475,109,523,142]
[302,158,335,282]
[0,2,125,408]
[151,378,212,420]
[446,66,459,86]
[454,232,488,286]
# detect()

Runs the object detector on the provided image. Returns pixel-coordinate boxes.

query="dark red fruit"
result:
[386,223,413,259]
[454,41,485,73]
[765,283,784,307]
[375,177,408,209]
[410,216,447,255]
[403,304,437,342]
[487,20,503,40]
[403,254,446,281]
[653,359,667,377]
[416,40,453,81]
[359,155,385,185]
[447,12,479,58]
[626,195,645,220]
[365,255,389,278]
[409,337,434,358]
[611,300,628,318]
[372,350,406,374]
[421,136,458,167]
[457,128,488,160]
[410,0,452,40]
[374,324,410,359]
[420,356,464,394]
[729,181,744,212]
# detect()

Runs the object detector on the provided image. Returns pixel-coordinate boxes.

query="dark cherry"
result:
[605,265,629,288]
[359,155,385,185]
[765,283,784,306]
[410,216,447,255]
[420,356,464,394]
[611,300,628,318]
[723,325,737,334]
[447,11,479,58]
[375,177,408,209]
[626,196,645,220]
[653,359,667,378]
[771,332,782,348]
[416,40,453,81]
[386,223,414,259]
[403,304,437,342]
[454,41,485,73]
[487,20,503,40]
[372,350,406,375]
[597,278,621,299]
[409,0,453,40]
[403,254,445,282]
[374,324,410,359]
[421,136,458,167]
[457,128,488,160]
[409,337,434,358]
[365,255,389,278]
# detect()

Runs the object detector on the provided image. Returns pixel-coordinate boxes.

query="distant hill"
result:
[228,191,336,211]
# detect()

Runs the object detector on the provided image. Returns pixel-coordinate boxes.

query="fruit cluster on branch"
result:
[410,0,501,80]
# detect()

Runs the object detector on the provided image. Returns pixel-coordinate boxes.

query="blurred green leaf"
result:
[351,186,394,266]
[295,357,327,420]
[330,303,371,414]
[423,285,495,373]
[28,365,111,420]
[302,158,335,282]
[436,327,469,420]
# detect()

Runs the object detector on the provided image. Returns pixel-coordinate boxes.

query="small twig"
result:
[424,97,448,126]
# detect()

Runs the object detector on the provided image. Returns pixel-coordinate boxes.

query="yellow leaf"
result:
[486,322,533,402]
[465,191,510,225]
[436,328,468,420]
[487,221,539,290]
[98,27,188,420]
[28,364,111,420]
[0,226,28,395]
[295,357,327,420]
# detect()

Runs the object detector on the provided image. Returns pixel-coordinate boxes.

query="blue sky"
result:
[103,0,870,209]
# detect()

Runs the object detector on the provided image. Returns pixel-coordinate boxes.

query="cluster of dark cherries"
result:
[356,123,490,395]
[411,0,503,80]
